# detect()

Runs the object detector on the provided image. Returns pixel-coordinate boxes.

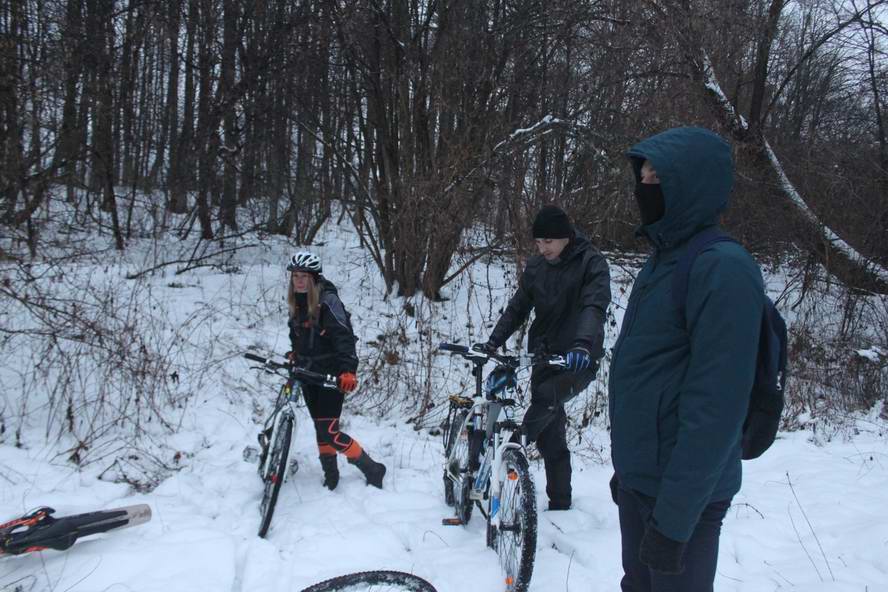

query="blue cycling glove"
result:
[566,347,593,372]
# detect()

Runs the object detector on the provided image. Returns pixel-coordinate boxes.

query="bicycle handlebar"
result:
[437,342,567,369]
[243,353,339,390]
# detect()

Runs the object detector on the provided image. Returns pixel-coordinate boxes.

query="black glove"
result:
[472,341,496,355]
[609,472,619,505]
[639,523,687,575]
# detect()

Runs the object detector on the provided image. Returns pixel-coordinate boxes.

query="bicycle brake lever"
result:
[547,355,568,368]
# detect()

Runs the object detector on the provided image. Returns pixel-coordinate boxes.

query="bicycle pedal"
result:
[243,446,260,464]
[441,517,463,526]
[288,459,299,476]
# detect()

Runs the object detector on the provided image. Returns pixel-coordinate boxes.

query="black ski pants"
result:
[522,365,596,508]
[303,384,362,461]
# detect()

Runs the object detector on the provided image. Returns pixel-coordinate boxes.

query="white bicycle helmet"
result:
[287,251,322,274]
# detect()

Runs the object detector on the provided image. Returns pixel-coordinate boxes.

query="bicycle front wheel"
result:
[258,416,293,538]
[492,449,537,592]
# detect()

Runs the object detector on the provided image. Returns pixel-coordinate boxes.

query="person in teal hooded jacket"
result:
[608,127,764,591]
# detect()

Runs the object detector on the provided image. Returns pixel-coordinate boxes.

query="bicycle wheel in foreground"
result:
[258,417,293,538]
[492,449,537,592]
[299,570,437,592]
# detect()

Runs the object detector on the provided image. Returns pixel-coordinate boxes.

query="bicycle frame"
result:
[259,378,303,477]
[464,399,526,531]
[243,353,339,478]
[441,343,566,521]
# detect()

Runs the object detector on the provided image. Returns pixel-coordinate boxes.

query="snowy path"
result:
[2,399,887,591]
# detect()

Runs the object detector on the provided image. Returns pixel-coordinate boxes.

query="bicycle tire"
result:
[442,409,467,507]
[258,416,292,538]
[299,570,437,592]
[493,449,537,592]
[446,411,474,524]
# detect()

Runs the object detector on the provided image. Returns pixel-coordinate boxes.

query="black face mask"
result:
[634,183,665,226]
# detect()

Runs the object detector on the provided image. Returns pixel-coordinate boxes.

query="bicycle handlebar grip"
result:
[244,352,267,364]
[439,342,469,353]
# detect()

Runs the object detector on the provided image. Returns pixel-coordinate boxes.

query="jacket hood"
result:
[626,127,733,249]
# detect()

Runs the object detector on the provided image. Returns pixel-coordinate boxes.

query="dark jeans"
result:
[618,486,731,592]
[522,366,596,507]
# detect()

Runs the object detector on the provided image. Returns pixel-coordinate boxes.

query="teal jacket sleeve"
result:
[652,246,763,542]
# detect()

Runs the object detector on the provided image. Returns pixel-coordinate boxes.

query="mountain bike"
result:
[438,343,565,592]
[0,504,151,556]
[243,352,339,538]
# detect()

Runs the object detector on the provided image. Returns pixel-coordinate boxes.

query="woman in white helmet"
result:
[285,251,386,489]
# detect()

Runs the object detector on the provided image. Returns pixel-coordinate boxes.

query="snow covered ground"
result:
[2,217,887,591]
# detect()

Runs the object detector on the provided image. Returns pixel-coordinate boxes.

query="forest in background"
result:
[2,0,887,293]
[1,0,887,458]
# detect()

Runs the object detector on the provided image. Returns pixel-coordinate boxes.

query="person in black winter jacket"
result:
[285,251,386,490]
[479,206,611,510]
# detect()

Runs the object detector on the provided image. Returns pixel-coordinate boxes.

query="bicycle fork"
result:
[486,428,523,531]
[244,402,299,479]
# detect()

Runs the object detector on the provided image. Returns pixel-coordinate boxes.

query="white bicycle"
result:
[439,343,565,592]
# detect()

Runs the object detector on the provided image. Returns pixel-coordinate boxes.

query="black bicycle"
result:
[243,352,339,537]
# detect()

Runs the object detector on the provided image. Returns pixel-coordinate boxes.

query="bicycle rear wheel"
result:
[258,416,293,538]
[299,570,437,592]
[443,409,467,507]
[444,411,473,524]
[492,449,537,592]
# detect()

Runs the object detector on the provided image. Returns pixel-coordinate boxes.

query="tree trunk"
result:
[219,0,239,231]
[151,0,180,188]
[194,0,216,239]
[747,0,785,135]
[169,0,197,214]
[0,10,25,224]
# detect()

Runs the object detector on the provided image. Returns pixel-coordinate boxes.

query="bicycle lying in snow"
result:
[438,342,566,592]
[242,352,341,537]
[0,504,151,557]
[1,505,435,591]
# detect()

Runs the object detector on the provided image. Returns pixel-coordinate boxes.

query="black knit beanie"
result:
[532,205,572,239]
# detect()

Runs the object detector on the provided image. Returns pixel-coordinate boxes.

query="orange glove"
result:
[338,372,358,393]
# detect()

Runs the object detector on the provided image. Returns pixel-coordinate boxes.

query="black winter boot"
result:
[350,451,386,488]
[319,454,339,490]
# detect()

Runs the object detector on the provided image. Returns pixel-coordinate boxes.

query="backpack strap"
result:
[672,227,737,326]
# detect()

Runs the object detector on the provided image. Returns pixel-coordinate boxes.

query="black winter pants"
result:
[618,485,731,592]
[522,365,596,508]
[303,384,362,460]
